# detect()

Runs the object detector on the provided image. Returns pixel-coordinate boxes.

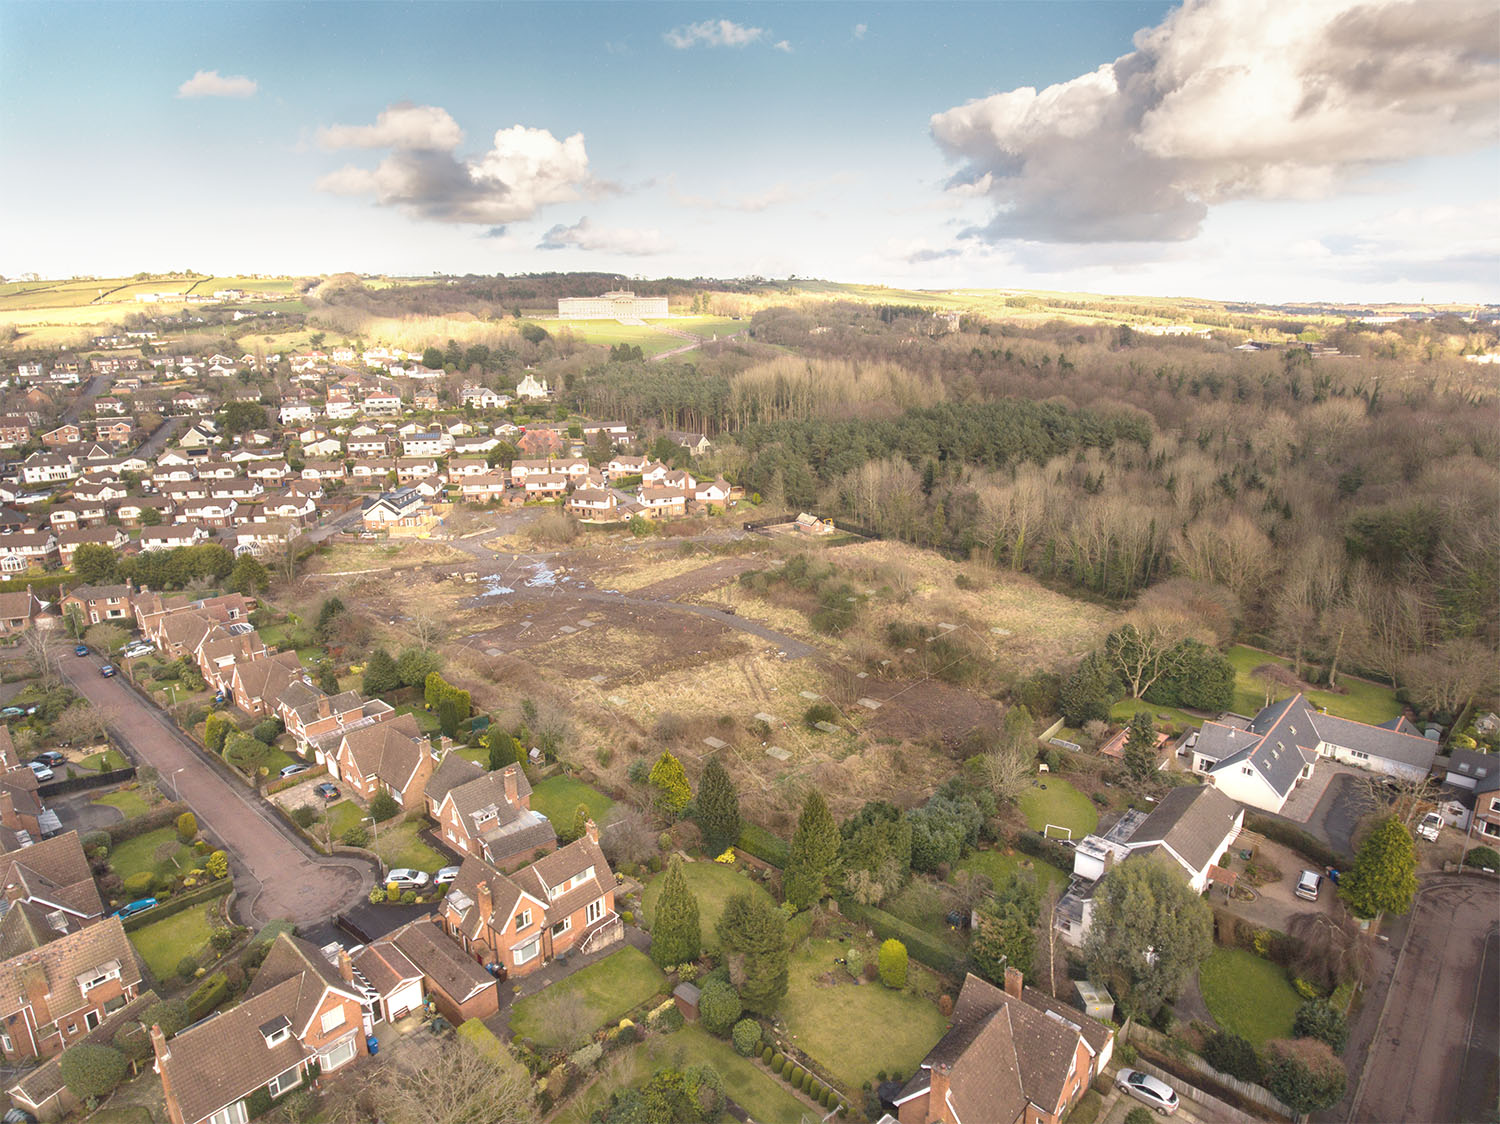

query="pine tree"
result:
[717,891,788,1013]
[784,790,840,909]
[649,751,692,819]
[695,757,741,854]
[650,858,701,968]
[1341,818,1418,919]
[1123,711,1158,781]
[361,648,399,695]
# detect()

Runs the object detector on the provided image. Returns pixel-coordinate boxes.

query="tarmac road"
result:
[59,651,374,925]
[1348,876,1500,1124]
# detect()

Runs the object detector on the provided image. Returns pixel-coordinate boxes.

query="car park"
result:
[112,897,158,920]
[1416,811,1443,842]
[27,762,53,782]
[1116,1068,1179,1115]
[1295,869,1322,901]
[385,868,430,891]
[279,763,311,779]
[314,782,340,801]
[32,752,65,768]
[74,644,89,657]
[434,866,460,886]
[99,665,116,677]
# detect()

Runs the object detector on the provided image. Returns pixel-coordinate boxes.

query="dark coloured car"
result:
[74,644,90,657]
[314,782,341,801]
[99,665,116,677]
[32,752,65,768]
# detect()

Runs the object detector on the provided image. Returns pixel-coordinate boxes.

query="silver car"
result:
[1116,1068,1179,1115]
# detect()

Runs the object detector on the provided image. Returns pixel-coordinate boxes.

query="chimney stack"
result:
[317,696,332,719]
[338,947,354,985]
[928,1063,951,1123]
[3,881,22,905]
[478,880,493,928]
[584,818,598,845]
[1004,965,1023,999]
[150,1023,170,1065]
[502,766,518,804]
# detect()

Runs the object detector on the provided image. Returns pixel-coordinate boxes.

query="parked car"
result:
[279,763,311,779]
[385,868,430,891]
[1,707,25,719]
[73,644,89,657]
[32,752,65,768]
[112,898,158,920]
[1416,811,1443,842]
[1295,869,1322,901]
[313,782,340,801]
[434,866,460,887]
[27,762,52,782]
[99,665,116,677]
[124,644,153,658]
[1116,1068,1179,1115]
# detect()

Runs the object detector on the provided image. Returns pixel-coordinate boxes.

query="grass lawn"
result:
[1109,700,1204,729]
[1198,948,1301,1046]
[457,745,489,767]
[79,748,128,771]
[530,775,615,828]
[510,946,666,1047]
[392,703,442,734]
[1017,778,1099,840]
[781,938,949,1090]
[880,880,968,955]
[556,1023,810,1124]
[110,828,196,882]
[955,849,1070,896]
[129,905,217,979]
[261,746,298,775]
[324,800,365,841]
[93,787,153,819]
[641,860,774,952]
[373,819,446,872]
[1226,644,1400,725]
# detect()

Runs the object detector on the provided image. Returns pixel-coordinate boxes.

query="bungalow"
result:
[438,824,620,977]
[60,584,132,627]
[795,512,835,535]
[693,477,733,506]
[172,392,211,415]
[302,437,342,459]
[895,969,1113,1124]
[0,917,143,1063]
[1057,787,1242,947]
[353,918,499,1027]
[460,385,506,410]
[1196,693,1437,813]
[361,488,433,532]
[452,434,500,456]
[156,934,367,1124]
[328,715,433,809]
[433,764,555,870]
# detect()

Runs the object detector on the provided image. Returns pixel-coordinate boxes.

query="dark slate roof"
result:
[1446,749,1500,795]
[1125,786,1242,873]
[1307,708,1437,771]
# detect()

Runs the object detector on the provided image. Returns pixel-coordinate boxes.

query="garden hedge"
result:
[122,876,233,933]
[737,823,790,869]
[109,802,192,846]
[1246,814,1344,867]
[186,972,230,1021]
[836,897,965,977]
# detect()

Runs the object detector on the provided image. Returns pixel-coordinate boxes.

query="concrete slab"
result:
[557,625,577,634]
[814,721,840,733]
[766,746,790,761]
[753,712,776,724]
[589,674,607,684]
[937,622,956,631]
[607,695,627,706]
[799,691,821,701]
[856,698,882,710]
[703,737,728,750]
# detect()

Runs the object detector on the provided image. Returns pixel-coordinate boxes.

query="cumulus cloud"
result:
[853,23,868,39]
[177,69,258,98]
[930,0,1500,243]
[316,103,600,225]
[665,19,765,48]
[536,217,671,256]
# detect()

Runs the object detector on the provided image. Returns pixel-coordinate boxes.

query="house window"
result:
[83,966,120,990]
[552,917,571,937]
[517,909,532,931]
[320,1037,357,1072]
[207,1104,248,1124]
[1241,766,1253,776]
[514,936,540,966]
[1489,798,1500,814]
[587,899,604,925]
[1350,750,1369,761]
[268,1065,301,1097]
[320,1007,346,1034]
[85,1010,100,1030]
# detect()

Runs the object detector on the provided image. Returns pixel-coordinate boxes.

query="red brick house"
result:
[0,917,142,1063]
[284,690,394,758]
[0,831,104,936]
[59,584,131,629]
[328,714,433,810]
[895,969,1114,1124]
[228,651,305,717]
[438,824,620,977]
[157,934,367,1124]
[433,764,556,870]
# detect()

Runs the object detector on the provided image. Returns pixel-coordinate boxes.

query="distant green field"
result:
[534,319,689,357]
[190,276,301,294]
[1226,644,1401,725]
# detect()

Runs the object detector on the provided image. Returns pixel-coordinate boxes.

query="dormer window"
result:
[79,961,121,992]
[259,1015,292,1048]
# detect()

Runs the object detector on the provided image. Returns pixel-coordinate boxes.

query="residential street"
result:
[59,651,374,925]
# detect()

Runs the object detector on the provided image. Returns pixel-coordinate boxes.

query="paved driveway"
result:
[60,653,374,925]
[1348,876,1500,1124]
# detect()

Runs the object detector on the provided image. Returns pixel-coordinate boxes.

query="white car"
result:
[385,868,430,891]
[1116,1068,1179,1115]
[27,761,53,782]
[124,643,153,658]
[1295,869,1322,902]
[1416,811,1443,842]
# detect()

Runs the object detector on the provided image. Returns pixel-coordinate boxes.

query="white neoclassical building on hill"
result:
[557,291,668,320]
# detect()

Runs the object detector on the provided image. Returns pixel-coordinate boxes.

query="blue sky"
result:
[2,0,1496,302]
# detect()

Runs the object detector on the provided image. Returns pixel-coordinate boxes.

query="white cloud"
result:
[774,40,792,53]
[664,19,765,48]
[931,0,1500,243]
[318,103,464,151]
[176,69,258,98]
[315,105,599,225]
[853,23,868,39]
[536,217,671,256]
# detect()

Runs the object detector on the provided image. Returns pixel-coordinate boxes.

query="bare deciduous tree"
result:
[1033,879,1066,999]
[21,628,60,690]
[52,703,115,747]
[370,1033,533,1124]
